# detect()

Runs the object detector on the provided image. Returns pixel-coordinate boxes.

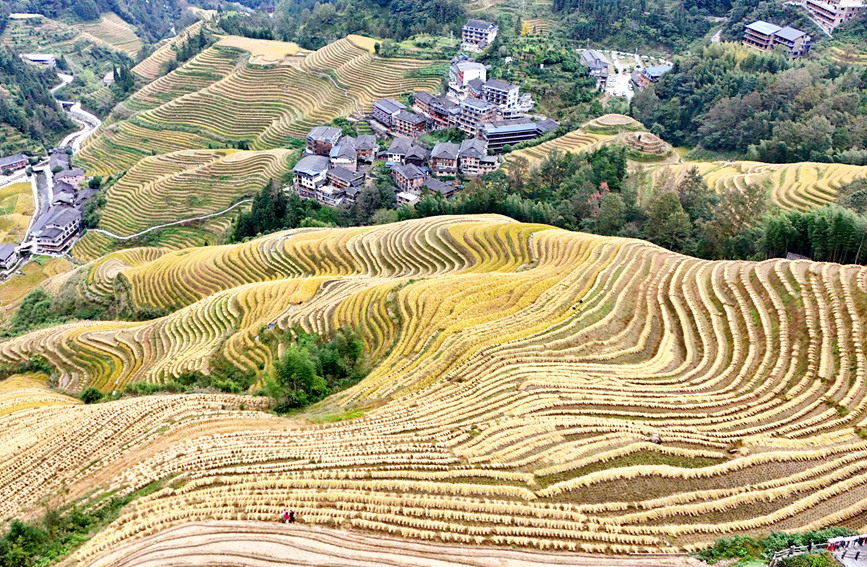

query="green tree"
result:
[644,192,693,251]
[80,387,104,404]
[596,193,626,235]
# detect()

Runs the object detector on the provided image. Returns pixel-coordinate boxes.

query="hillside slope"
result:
[1,216,866,559]
[78,35,445,175]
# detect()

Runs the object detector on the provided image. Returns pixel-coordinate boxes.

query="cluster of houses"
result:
[579,49,672,92]
[294,123,501,208]
[0,150,96,270]
[31,151,93,256]
[292,21,561,211]
[742,21,812,58]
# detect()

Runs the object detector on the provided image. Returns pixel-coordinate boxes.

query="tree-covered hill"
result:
[0,47,73,156]
[0,0,186,43]
[632,43,867,164]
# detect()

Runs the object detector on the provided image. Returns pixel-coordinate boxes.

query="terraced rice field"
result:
[831,46,867,65]
[97,149,294,236]
[132,19,211,80]
[523,18,552,34]
[1,215,866,560]
[652,161,867,211]
[0,182,35,245]
[0,256,71,312]
[71,211,241,263]
[75,12,143,57]
[79,522,700,567]
[79,35,443,175]
[505,129,612,168]
[214,35,304,64]
[300,35,445,112]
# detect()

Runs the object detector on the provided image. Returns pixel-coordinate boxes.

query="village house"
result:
[480,117,558,153]
[0,243,19,271]
[430,142,461,175]
[0,154,28,173]
[456,97,496,136]
[55,167,85,188]
[327,166,365,191]
[329,139,358,171]
[372,98,407,128]
[32,206,81,254]
[482,79,520,111]
[354,135,378,163]
[461,19,498,52]
[804,0,865,33]
[449,60,487,92]
[424,177,456,199]
[458,139,490,176]
[52,181,77,207]
[405,145,429,168]
[580,49,611,89]
[392,110,427,137]
[392,163,426,193]
[293,155,330,199]
[413,92,436,116]
[386,137,414,164]
[630,65,673,90]
[21,53,56,67]
[49,149,70,172]
[306,126,343,156]
[742,21,811,57]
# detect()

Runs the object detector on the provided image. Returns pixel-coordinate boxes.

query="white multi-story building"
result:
[461,19,498,52]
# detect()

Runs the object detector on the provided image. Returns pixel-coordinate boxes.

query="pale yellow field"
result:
[76,12,143,57]
[215,35,303,64]
[0,256,72,312]
[0,182,34,245]
[652,160,867,211]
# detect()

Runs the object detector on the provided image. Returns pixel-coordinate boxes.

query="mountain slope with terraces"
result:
[1,215,866,562]
[78,35,445,175]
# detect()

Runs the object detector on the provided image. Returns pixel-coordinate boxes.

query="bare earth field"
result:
[78,521,703,567]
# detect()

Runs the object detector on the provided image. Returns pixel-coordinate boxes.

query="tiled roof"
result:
[745,20,782,36]
[293,155,330,176]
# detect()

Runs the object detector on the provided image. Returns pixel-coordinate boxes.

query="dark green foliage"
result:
[0,481,165,566]
[83,186,107,229]
[173,27,213,64]
[697,527,856,564]
[632,43,867,164]
[265,327,366,413]
[5,284,106,338]
[762,205,867,264]
[72,0,100,21]
[555,0,712,51]
[0,47,73,155]
[331,117,357,138]
[110,61,135,98]
[837,178,867,216]
[79,387,104,404]
[231,182,344,241]
[777,554,839,567]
